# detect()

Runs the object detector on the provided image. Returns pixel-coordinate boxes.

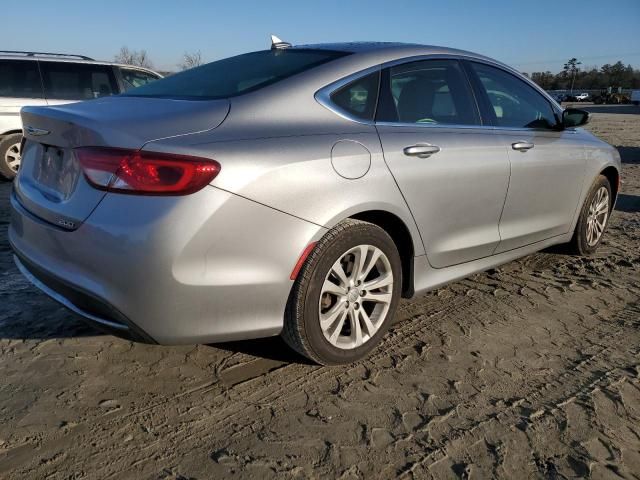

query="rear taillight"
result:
[75,147,220,195]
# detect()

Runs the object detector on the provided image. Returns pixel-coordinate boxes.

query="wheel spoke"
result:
[362,291,392,305]
[363,272,393,291]
[320,302,345,331]
[330,260,350,287]
[322,278,346,296]
[351,245,368,282]
[328,311,348,344]
[360,248,381,281]
[596,198,608,215]
[359,308,376,337]
[349,310,363,347]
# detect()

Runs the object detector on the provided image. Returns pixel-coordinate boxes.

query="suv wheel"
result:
[0,133,23,180]
[283,219,402,365]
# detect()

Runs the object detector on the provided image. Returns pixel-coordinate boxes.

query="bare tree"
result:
[179,51,203,71]
[114,46,153,69]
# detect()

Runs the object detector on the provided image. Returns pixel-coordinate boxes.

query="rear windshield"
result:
[122,49,349,100]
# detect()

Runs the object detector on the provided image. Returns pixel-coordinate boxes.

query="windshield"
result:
[122,49,349,100]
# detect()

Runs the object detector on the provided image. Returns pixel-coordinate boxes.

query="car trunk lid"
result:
[14,96,229,229]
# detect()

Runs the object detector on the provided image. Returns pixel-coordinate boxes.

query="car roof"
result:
[293,41,487,58]
[291,41,511,70]
[0,54,160,75]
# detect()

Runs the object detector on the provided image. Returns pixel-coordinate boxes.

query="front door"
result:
[466,61,586,253]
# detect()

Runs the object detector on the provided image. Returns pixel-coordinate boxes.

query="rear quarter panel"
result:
[147,131,425,256]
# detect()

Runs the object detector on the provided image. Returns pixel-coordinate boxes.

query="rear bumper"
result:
[13,253,156,343]
[9,185,325,344]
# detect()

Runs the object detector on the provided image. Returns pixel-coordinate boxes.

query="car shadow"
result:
[583,105,640,115]
[616,193,640,214]
[617,146,640,165]
[0,310,105,340]
[211,336,315,365]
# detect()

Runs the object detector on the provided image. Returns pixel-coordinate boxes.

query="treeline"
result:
[525,60,640,90]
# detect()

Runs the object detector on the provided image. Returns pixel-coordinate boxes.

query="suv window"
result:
[376,60,479,125]
[470,62,557,129]
[330,71,379,121]
[123,49,350,100]
[120,68,160,91]
[0,60,43,98]
[40,61,118,100]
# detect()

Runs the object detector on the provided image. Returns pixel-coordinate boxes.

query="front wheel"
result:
[282,219,402,365]
[568,175,612,255]
[0,133,23,180]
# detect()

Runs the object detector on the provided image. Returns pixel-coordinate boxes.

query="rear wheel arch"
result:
[349,210,415,298]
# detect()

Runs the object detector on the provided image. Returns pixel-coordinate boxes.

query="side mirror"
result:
[562,108,590,128]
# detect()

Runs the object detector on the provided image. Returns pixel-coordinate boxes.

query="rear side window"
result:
[40,62,118,100]
[120,68,160,91]
[0,60,43,98]
[123,49,350,100]
[376,60,479,126]
[469,62,557,129]
[330,71,380,121]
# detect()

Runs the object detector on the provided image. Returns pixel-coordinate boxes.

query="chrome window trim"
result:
[376,121,577,135]
[315,65,380,125]
[316,53,566,131]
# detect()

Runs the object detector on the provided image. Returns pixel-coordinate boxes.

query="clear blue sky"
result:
[4,0,640,73]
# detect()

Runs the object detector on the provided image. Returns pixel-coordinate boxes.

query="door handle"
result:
[403,144,441,158]
[512,141,534,152]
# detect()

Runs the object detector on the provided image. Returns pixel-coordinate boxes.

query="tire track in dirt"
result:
[400,302,640,478]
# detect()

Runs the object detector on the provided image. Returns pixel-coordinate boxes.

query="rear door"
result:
[375,59,511,268]
[39,61,119,105]
[466,61,586,253]
[0,59,47,132]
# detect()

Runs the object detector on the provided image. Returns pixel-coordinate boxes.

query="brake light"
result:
[75,147,220,195]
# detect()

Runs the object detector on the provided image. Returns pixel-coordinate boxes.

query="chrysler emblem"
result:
[24,125,50,136]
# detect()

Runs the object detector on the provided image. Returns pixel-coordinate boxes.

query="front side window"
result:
[0,60,43,98]
[470,62,557,129]
[123,49,350,100]
[40,62,118,100]
[330,71,380,121]
[120,68,161,91]
[376,59,479,126]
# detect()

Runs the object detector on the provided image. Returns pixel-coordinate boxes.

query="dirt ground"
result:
[1,105,639,479]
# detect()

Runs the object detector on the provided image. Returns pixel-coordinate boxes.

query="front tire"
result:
[568,175,612,255]
[0,133,23,180]
[282,219,402,365]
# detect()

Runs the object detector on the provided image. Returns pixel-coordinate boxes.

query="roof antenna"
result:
[271,34,292,50]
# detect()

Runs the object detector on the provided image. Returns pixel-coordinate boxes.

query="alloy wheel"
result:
[318,244,393,350]
[586,186,609,246]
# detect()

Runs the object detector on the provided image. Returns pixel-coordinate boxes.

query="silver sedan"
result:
[10,40,620,364]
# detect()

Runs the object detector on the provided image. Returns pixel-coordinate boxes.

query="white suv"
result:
[0,51,162,179]
[575,92,590,101]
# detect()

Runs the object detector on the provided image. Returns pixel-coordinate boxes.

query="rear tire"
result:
[282,219,402,365]
[567,175,612,255]
[0,133,23,180]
